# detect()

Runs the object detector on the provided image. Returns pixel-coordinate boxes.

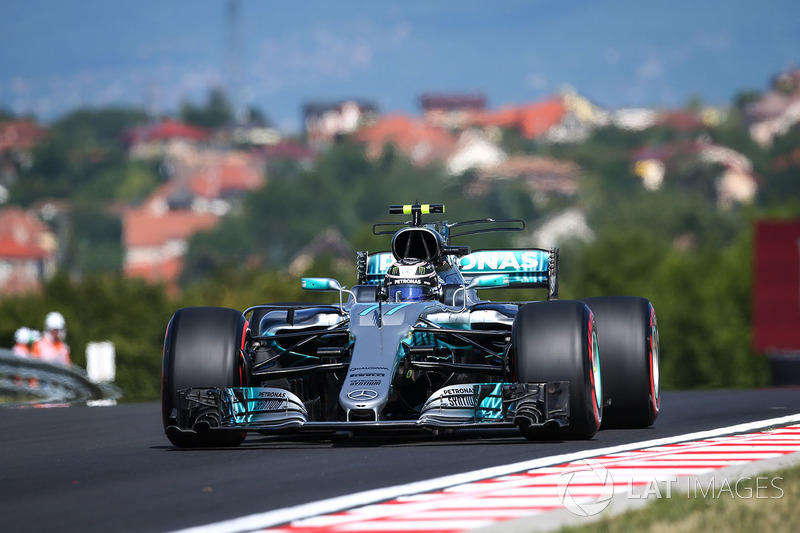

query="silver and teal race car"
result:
[162,203,660,447]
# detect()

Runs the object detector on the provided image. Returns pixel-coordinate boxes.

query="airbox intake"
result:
[391,227,442,262]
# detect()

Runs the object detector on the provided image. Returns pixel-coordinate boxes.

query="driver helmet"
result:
[384,259,440,302]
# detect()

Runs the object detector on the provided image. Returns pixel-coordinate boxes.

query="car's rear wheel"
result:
[162,306,249,448]
[512,300,601,440]
[580,296,660,428]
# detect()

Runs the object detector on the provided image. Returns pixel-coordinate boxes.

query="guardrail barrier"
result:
[0,349,122,406]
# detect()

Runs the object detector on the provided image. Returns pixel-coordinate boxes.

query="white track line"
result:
[171,413,800,533]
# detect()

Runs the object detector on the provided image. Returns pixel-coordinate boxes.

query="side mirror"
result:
[301,278,343,291]
[301,278,355,310]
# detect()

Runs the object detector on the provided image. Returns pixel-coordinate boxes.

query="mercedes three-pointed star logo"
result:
[347,389,379,400]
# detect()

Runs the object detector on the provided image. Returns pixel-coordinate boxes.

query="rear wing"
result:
[357,248,559,300]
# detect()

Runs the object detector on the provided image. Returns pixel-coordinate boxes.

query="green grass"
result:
[560,465,800,533]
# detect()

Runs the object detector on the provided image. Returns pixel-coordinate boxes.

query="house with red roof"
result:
[0,207,57,297]
[121,149,264,291]
[260,140,317,171]
[475,97,568,140]
[176,150,265,210]
[0,120,47,193]
[125,119,210,159]
[122,205,219,293]
[352,114,458,167]
[470,90,610,143]
[0,120,46,153]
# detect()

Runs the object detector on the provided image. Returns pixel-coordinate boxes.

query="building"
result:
[260,140,317,172]
[0,207,57,296]
[420,93,487,130]
[631,141,759,207]
[0,120,47,198]
[446,129,507,175]
[122,149,264,291]
[167,149,265,215]
[700,144,760,208]
[471,155,580,200]
[125,119,210,160]
[352,114,458,167]
[474,97,568,140]
[122,206,218,293]
[303,100,379,148]
[746,68,800,146]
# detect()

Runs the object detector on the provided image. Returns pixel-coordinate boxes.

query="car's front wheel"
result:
[512,300,602,440]
[161,306,249,448]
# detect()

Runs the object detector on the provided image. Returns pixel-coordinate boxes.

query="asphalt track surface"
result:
[2,389,800,533]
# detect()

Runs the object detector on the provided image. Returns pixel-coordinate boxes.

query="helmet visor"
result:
[389,284,430,302]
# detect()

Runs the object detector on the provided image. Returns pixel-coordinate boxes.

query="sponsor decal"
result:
[445,395,474,408]
[347,389,379,400]
[443,387,474,396]
[258,390,287,399]
[459,250,544,272]
[348,380,381,386]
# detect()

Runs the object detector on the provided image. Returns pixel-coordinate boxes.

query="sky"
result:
[1,0,798,132]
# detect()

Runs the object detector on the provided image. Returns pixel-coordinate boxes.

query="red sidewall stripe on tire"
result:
[648,306,659,416]
[587,312,601,428]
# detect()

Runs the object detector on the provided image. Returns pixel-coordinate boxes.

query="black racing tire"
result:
[580,296,660,429]
[162,306,249,448]
[512,300,602,440]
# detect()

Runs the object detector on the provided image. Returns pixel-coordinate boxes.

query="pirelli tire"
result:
[580,296,660,429]
[162,306,249,448]
[511,300,602,440]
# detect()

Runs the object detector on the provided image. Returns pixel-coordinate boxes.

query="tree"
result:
[63,201,123,275]
[9,107,149,206]
[734,90,762,111]
[0,108,16,121]
[760,123,800,205]
[0,274,173,401]
[179,140,540,286]
[179,88,234,129]
[563,224,769,390]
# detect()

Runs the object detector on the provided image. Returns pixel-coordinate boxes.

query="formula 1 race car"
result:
[162,203,660,447]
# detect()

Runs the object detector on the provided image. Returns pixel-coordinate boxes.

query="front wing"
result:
[166,382,569,438]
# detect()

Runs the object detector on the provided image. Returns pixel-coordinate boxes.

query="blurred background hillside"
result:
[1,1,799,401]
